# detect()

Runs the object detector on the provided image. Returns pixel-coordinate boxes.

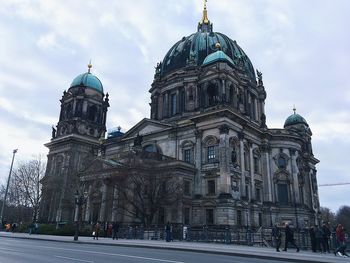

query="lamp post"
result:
[73,190,88,241]
[0,149,18,228]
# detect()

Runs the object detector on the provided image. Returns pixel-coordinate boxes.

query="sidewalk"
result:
[0,232,347,263]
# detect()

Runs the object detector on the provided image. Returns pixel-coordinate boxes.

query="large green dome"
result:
[160,30,255,79]
[70,72,103,93]
[284,113,309,128]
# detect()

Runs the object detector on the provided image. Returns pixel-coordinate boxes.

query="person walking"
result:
[322,223,331,253]
[315,225,325,253]
[272,223,282,252]
[334,224,349,257]
[165,222,171,242]
[283,223,299,252]
[309,225,317,252]
[112,222,119,240]
[92,222,100,240]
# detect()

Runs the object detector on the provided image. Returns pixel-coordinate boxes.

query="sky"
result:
[0,0,349,213]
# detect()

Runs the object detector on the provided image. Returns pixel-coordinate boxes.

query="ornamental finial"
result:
[201,0,209,24]
[88,59,92,73]
[293,105,296,114]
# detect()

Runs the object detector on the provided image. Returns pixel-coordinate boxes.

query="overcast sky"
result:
[0,0,349,212]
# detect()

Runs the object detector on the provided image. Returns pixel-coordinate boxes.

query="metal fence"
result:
[109,225,348,251]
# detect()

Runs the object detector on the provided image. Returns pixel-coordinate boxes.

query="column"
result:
[194,129,203,195]
[111,185,118,222]
[238,132,246,197]
[262,143,272,202]
[219,125,230,194]
[99,181,108,222]
[289,149,300,203]
[84,185,92,222]
[249,143,255,200]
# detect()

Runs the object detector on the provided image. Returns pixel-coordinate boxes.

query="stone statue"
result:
[256,70,263,85]
[52,125,56,138]
[134,133,143,146]
[260,113,267,128]
[231,149,237,165]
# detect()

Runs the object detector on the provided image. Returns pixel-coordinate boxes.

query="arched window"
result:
[87,105,97,121]
[207,82,218,106]
[203,136,219,164]
[253,148,261,174]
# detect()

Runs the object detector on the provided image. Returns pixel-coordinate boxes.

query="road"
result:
[0,238,296,263]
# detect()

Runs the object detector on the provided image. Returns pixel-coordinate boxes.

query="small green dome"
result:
[284,113,309,128]
[203,50,235,66]
[70,72,103,93]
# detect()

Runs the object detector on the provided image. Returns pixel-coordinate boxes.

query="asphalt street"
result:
[0,238,296,263]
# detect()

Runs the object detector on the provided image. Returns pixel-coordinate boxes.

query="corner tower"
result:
[39,63,109,223]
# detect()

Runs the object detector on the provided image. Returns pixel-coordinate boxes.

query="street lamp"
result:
[0,149,18,228]
[73,190,88,241]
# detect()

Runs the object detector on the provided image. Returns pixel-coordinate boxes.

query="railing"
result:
[101,225,348,251]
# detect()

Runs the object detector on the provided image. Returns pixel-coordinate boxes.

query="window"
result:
[244,150,250,171]
[208,180,215,195]
[277,156,287,169]
[278,184,289,205]
[256,188,261,202]
[184,180,191,196]
[245,185,249,199]
[184,149,191,163]
[87,105,97,121]
[206,209,214,225]
[171,93,177,115]
[180,89,185,113]
[258,213,262,226]
[207,146,216,163]
[184,208,190,225]
[237,210,242,226]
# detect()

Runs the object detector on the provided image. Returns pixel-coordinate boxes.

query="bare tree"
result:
[9,155,46,222]
[115,171,183,226]
[320,206,336,226]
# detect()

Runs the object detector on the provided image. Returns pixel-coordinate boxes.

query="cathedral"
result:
[39,3,320,229]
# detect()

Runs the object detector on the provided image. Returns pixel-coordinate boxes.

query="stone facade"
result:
[39,8,320,228]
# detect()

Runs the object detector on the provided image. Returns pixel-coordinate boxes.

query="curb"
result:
[0,234,332,263]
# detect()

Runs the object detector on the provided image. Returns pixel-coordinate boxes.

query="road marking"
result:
[0,242,185,263]
[54,255,94,263]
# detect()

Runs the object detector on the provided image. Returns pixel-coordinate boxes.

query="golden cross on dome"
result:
[201,0,209,24]
[88,59,92,73]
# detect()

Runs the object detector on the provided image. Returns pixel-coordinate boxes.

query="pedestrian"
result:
[283,223,299,252]
[11,223,17,233]
[272,223,282,252]
[92,222,100,240]
[315,225,325,253]
[34,222,39,234]
[334,224,349,257]
[107,222,113,238]
[165,222,171,242]
[309,225,317,252]
[112,222,119,240]
[322,223,331,253]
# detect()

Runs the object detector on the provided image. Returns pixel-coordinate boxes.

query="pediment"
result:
[123,118,173,139]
